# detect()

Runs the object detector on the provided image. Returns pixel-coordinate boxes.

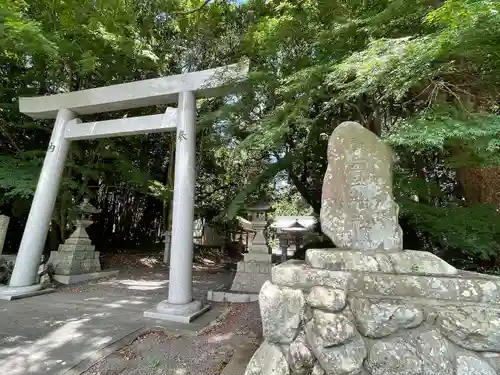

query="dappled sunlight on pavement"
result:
[0,263,235,374]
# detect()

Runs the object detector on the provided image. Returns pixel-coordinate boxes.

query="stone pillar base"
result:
[244,249,500,375]
[0,284,54,301]
[52,270,119,285]
[143,299,210,323]
[227,251,273,295]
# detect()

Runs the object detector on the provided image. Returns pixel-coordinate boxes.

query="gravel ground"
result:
[83,302,262,375]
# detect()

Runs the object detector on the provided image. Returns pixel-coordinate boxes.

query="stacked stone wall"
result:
[245,251,500,375]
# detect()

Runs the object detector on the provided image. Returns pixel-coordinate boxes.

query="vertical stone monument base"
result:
[231,252,272,293]
[245,249,500,375]
[207,253,272,303]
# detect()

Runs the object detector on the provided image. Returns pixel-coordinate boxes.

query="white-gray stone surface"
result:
[350,297,423,338]
[312,309,356,347]
[306,248,457,275]
[260,281,305,344]
[311,364,326,375]
[272,262,349,290]
[244,341,290,375]
[366,337,422,375]
[417,330,454,375]
[320,121,402,251]
[456,352,497,375]
[437,305,500,352]
[306,286,346,312]
[305,319,366,375]
[287,331,315,374]
[387,250,457,275]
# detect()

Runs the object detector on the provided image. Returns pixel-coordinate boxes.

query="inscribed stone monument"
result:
[321,121,402,251]
[244,122,500,375]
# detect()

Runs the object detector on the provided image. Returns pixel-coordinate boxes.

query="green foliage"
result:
[0,155,42,203]
[2,0,500,269]
[388,105,500,166]
[400,200,500,261]
[272,191,312,217]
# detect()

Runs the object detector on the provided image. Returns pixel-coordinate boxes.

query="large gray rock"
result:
[350,298,423,338]
[437,305,500,351]
[272,262,349,290]
[387,250,457,275]
[260,281,305,343]
[481,352,500,372]
[311,364,326,375]
[366,337,422,375]
[306,249,385,272]
[320,121,402,251]
[305,319,366,375]
[366,330,454,375]
[306,286,346,312]
[312,309,357,347]
[416,330,454,375]
[244,341,290,375]
[288,331,315,374]
[456,352,497,375]
[350,272,500,303]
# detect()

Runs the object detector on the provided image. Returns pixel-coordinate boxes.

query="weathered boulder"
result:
[312,309,357,347]
[350,298,423,338]
[311,364,326,375]
[416,330,454,375]
[366,329,455,375]
[287,331,315,374]
[481,352,500,372]
[320,121,402,251]
[272,262,349,290]
[350,272,500,303]
[456,351,497,375]
[306,286,346,312]
[387,250,457,275]
[305,319,366,375]
[306,249,381,272]
[437,305,500,352]
[244,341,290,375]
[260,281,305,343]
[366,337,422,375]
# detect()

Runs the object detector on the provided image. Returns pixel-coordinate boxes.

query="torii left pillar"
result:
[0,108,76,299]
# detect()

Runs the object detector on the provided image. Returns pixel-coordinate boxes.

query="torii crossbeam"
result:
[0,62,248,322]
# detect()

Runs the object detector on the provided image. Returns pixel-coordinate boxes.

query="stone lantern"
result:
[47,198,118,284]
[207,199,275,302]
[246,200,273,256]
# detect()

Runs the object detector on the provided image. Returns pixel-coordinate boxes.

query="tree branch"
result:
[172,0,213,16]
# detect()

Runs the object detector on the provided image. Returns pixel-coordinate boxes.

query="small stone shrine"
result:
[48,198,118,284]
[245,122,500,375]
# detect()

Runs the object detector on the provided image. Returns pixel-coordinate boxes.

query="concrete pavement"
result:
[0,265,233,375]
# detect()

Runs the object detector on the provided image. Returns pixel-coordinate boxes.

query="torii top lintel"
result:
[19,61,249,119]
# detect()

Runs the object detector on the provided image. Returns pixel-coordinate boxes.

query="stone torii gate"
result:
[0,62,248,322]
